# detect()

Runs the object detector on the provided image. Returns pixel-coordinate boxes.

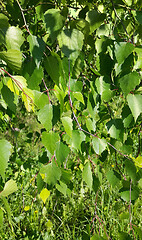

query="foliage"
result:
[0,0,142,239]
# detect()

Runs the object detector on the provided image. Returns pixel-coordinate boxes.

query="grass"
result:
[0,154,142,240]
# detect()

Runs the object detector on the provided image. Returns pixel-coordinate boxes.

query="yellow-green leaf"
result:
[7,76,27,95]
[40,188,50,204]
[24,206,30,211]
[0,179,18,197]
[133,156,142,168]
[22,88,34,112]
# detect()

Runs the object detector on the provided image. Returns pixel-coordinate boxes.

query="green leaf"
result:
[1,85,16,112]
[106,119,124,140]
[127,94,142,121]
[107,170,121,187]
[95,76,113,101]
[73,92,84,104]
[114,42,135,65]
[56,181,68,197]
[61,116,73,138]
[60,169,72,184]
[75,19,90,35]
[37,104,53,132]
[37,173,44,194]
[5,26,24,50]
[135,10,142,25]
[0,13,9,31]
[44,52,62,86]
[134,47,142,69]
[120,186,139,201]
[125,159,137,181]
[27,35,45,67]
[119,72,140,96]
[92,137,107,155]
[72,130,86,152]
[82,162,93,190]
[0,14,9,45]
[0,139,12,181]
[44,9,65,42]
[26,66,43,91]
[0,209,3,227]
[122,105,134,128]
[118,232,133,240]
[42,131,59,155]
[0,180,18,197]
[86,118,96,132]
[58,29,84,61]
[0,49,22,72]
[91,235,105,240]
[86,10,105,33]
[133,156,142,168]
[55,142,70,167]
[33,91,49,109]
[40,160,61,185]
[39,188,50,204]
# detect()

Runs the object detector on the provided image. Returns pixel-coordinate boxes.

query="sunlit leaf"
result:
[44,9,65,41]
[92,137,107,155]
[61,116,72,138]
[119,72,140,96]
[0,49,22,72]
[86,10,105,33]
[58,28,84,61]
[27,35,45,67]
[127,94,142,121]
[5,26,24,50]
[114,42,134,65]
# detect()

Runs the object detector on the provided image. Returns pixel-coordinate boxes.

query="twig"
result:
[42,78,51,103]
[0,67,34,102]
[67,61,132,162]
[107,142,132,161]
[16,0,31,34]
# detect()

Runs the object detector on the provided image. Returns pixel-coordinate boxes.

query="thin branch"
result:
[107,142,132,161]
[16,0,31,34]
[0,67,33,103]
[67,61,132,162]
[42,78,51,103]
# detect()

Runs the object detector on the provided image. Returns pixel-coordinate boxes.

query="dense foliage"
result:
[0,0,142,239]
